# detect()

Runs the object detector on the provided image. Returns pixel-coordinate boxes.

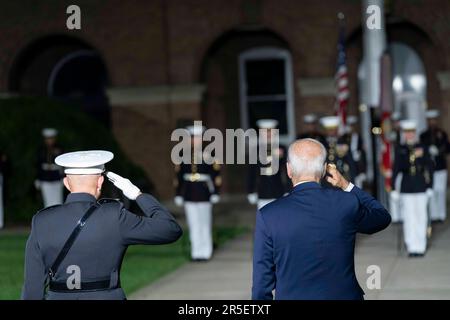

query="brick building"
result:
[1,0,450,199]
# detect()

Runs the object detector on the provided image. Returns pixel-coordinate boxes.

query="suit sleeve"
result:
[351,186,391,234]
[21,216,47,300]
[252,211,276,300]
[119,193,183,245]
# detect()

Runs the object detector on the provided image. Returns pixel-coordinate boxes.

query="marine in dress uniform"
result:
[389,112,403,223]
[420,109,450,222]
[174,125,221,261]
[22,150,182,300]
[35,128,64,207]
[343,116,367,188]
[296,114,327,145]
[320,116,358,186]
[391,120,434,257]
[247,119,289,210]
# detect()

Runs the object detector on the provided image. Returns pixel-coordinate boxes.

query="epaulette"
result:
[98,198,121,205]
[36,204,62,214]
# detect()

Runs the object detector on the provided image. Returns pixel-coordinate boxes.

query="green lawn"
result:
[0,226,248,300]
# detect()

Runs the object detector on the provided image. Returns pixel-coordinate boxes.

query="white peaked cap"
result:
[320,116,340,129]
[186,125,206,136]
[425,109,440,119]
[347,115,358,125]
[256,119,278,129]
[391,112,401,121]
[303,114,317,124]
[42,128,58,138]
[399,120,417,131]
[55,150,114,175]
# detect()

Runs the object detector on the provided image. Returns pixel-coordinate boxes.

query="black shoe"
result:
[191,258,209,262]
[408,253,425,258]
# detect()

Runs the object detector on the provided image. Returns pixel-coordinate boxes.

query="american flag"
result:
[335,24,349,132]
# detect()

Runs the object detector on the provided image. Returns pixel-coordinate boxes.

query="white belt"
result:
[183,173,214,193]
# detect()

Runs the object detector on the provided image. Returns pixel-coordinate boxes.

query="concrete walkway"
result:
[132,198,450,300]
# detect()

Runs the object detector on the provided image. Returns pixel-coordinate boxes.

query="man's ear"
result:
[286,162,293,179]
[98,175,104,190]
[322,163,327,178]
[63,177,71,192]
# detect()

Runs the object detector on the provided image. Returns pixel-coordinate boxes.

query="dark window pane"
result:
[248,100,288,134]
[245,59,285,96]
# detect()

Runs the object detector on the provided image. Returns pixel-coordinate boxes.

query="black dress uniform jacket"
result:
[36,145,64,181]
[247,144,290,199]
[392,142,434,193]
[21,192,182,300]
[420,128,450,171]
[174,151,221,202]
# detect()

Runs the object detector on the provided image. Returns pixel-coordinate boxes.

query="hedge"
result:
[0,97,153,224]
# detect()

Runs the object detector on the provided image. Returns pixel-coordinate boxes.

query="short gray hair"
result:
[288,138,327,179]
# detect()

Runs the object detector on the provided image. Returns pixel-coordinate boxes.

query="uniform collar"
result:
[65,192,97,204]
[292,181,322,192]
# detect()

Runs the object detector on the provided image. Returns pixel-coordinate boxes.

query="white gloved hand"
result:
[247,193,258,205]
[210,194,220,204]
[106,171,141,200]
[390,190,400,201]
[429,145,439,157]
[426,188,434,198]
[174,196,184,207]
[34,180,41,190]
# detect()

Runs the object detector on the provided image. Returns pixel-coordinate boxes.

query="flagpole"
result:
[361,0,387,197]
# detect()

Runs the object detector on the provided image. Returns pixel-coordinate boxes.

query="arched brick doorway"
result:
[200,28,292,194]
[8,35,111,127]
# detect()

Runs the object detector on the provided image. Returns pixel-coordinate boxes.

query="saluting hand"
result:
[106,171,142,200]
[326,164,350,191]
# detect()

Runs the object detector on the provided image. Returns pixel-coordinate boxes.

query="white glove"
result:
[210,194,220,204]
[390,190,400,201]
[34,180,41,190]
[174,196,184,207]
[426,188,434,198]
[429,145,439,157]
[106,171,141,200]
[247,193,258,205]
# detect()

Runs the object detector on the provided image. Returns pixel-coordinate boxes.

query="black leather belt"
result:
[49,279,114,292]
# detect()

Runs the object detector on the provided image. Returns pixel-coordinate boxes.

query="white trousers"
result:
[430,170,447,221]
[41,180,63,207]
[257,199,275,210]
[401,193,428,254]
[184,202,213,260]
[390,173,403,222]
[0,174,3,229]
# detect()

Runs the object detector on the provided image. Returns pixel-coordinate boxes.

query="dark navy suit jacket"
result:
[252,182,391,300]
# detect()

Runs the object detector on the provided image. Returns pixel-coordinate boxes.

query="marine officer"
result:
[174,125,221,261]
[420,109,450,222]
[389,112,403,223]
[247,119,289,210]
[35,128,64,207]
[344,115,367,188]
[22,150,182,299]
[391,120,434,257]
[320,116,358,186]
[297,114,327,145]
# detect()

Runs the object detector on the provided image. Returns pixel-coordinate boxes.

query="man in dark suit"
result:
[252,138,391,300]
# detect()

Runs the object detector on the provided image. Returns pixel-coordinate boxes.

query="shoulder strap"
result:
[48,203,100,279]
